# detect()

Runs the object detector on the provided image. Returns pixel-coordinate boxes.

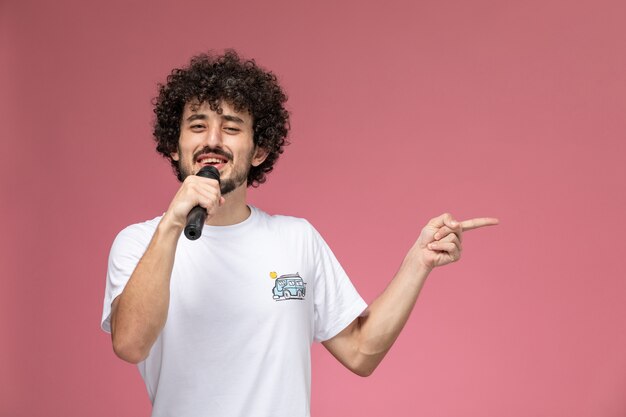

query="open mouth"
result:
[196,154,229,169]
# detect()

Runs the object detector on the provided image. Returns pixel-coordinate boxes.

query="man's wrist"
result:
[158,212,186,236]
[404,247,433,278]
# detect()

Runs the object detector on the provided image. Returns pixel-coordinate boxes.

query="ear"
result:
[171,151,179,162]
[251,146,269,167]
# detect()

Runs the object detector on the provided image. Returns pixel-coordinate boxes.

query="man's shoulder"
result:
[251,207,324,244]
[253,207,314,232]
[112,215,163,247]
[120,215,162,233]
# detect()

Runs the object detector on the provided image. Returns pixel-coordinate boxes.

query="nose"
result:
[203,125,223,149]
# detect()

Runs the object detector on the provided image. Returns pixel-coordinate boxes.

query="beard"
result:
[218,162,249,195]
[178,146,253,195]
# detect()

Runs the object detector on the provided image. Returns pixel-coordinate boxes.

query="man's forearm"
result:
[354,248,431,373]
[324,213,497,377]
[111,215,183,363]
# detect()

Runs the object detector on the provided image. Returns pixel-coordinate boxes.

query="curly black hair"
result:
[153,50,290,186]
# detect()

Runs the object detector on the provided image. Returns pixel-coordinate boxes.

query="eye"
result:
[224,126,241,133]
[190,124,205,131]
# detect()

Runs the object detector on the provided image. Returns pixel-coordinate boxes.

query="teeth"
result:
[199,158,224,164]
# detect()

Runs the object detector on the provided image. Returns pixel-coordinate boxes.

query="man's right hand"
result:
[162,174,224,229]
[111,174,222,363]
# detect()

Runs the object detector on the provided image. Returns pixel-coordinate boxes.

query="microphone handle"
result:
[184,166,220,240]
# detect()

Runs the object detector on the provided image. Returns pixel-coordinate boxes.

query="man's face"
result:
[172,101,267,195]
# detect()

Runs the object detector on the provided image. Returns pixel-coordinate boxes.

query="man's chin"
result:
[220,179,242,195]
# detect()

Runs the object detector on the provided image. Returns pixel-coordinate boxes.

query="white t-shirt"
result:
[101,206,367,417]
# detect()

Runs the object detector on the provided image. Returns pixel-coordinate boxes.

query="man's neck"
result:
[205,184,251,226]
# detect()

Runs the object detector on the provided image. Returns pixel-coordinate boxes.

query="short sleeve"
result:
[310,225,368,342]
[100,223,154,333]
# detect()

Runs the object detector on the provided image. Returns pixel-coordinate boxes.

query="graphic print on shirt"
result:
[270,271,307,301]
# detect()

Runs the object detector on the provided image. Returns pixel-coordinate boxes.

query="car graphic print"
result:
[272,273,306,300]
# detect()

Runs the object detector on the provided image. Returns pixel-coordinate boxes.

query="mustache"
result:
[193,146,232,162]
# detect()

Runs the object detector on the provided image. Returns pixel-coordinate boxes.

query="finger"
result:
[197,197,219,218]
[443,214,460,230]
[185,174,219,185]
[190,179,218,198]
[193,186,221,209]
[440,232,462,251]
[428,213,457,228]
[186,175,221,193]
[460,217,500,231]
[433,233,462,255]
[434,226,463,242]
[183,177,220,200]
[427,241,460,260]
[197,176,220,187]
[193,177,221,198]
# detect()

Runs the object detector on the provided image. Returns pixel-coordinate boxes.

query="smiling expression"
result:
[171,100,267,195]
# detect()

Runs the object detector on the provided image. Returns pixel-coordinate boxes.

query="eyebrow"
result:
[185,114,207,123]
[185,113,246,124]
[222,114,245,124]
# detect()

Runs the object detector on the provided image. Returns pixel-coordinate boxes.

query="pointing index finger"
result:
[460,217,500,231]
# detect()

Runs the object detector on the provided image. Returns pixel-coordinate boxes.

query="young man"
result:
[101,50,498,417]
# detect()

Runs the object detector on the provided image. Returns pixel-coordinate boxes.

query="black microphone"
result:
[184,165,220,240]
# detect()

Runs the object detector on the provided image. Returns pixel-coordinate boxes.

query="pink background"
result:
[2,0,625,415]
